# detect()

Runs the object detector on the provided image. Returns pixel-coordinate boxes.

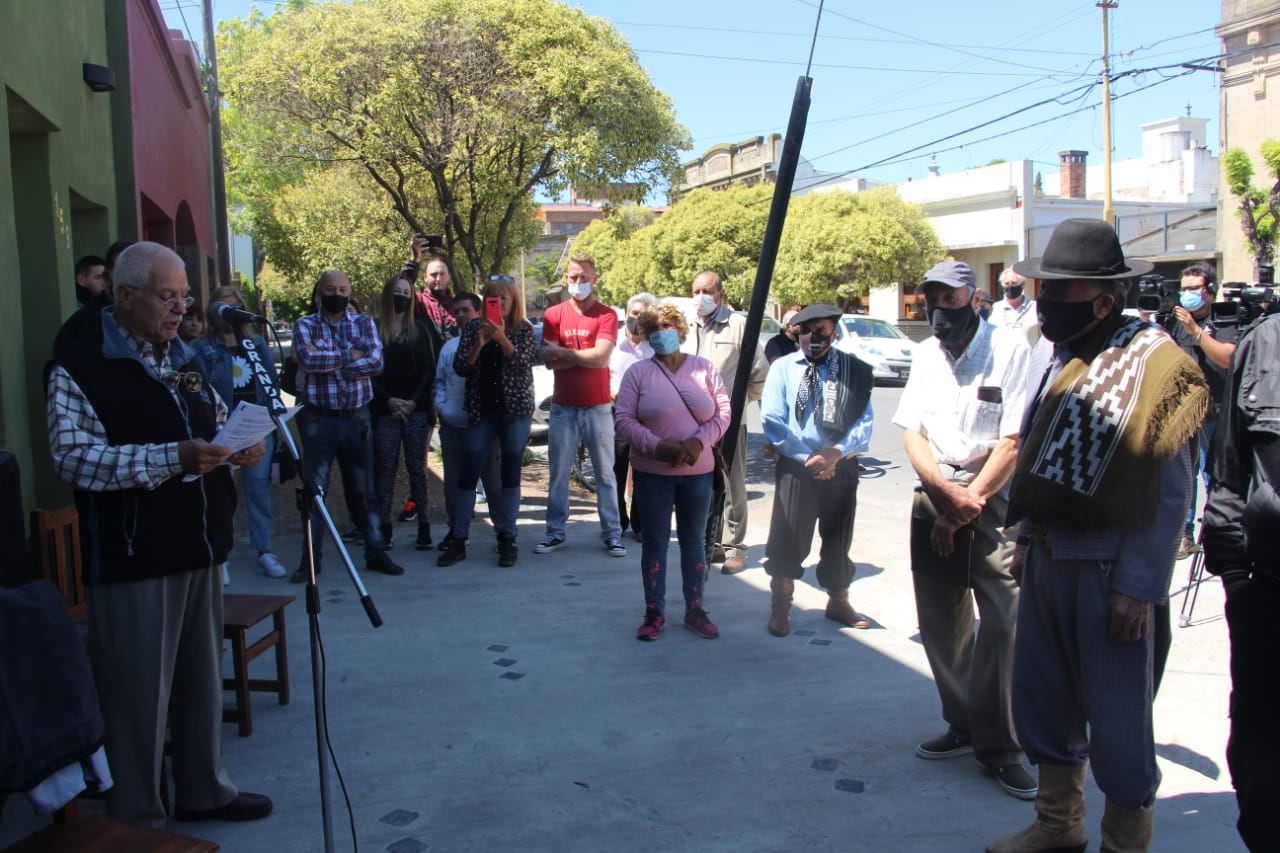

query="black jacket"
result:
[1203,314,1280,584]
[53,312,236,585]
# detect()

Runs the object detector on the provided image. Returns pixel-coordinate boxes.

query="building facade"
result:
[0,0,118,513]
[1216,0,1280,283]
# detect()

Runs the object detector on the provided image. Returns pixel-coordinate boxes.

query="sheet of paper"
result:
[183,402,300,481]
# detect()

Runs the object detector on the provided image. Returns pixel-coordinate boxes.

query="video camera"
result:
[1135,274,1179,321]
[1212,264,1276,328]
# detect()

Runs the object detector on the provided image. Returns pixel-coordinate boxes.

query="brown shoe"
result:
[1175,535,1196,560]
[768,576,794,637]
[721,555,747,575]
[825,588,870,629]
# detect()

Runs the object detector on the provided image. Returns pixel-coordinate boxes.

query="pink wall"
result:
[126,0,213,254]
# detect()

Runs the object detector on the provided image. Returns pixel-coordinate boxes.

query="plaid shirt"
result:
[47,317,228,492]
[416,289,458,341]
[293,309,383,410]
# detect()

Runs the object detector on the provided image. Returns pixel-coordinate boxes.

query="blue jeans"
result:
[1185,417,1217,538]
[545,403,621,541]
[240,431,275,553]
[632,470,713,614]
[439,422,501,537]
[298,406,386,565]
[455,413,532,540]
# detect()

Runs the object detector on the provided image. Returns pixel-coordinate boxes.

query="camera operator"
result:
[1202,310,1280,852]
[1164,262,1235,558]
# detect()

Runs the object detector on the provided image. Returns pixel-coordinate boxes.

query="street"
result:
[0,388,1241,852]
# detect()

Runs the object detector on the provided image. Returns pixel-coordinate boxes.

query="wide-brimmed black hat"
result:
[1012,218,1153,280]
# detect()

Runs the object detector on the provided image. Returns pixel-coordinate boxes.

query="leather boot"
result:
[1099,799,1154,853]
[768,576,794,637]
[825,587,870,629]
[986,763,1088,853]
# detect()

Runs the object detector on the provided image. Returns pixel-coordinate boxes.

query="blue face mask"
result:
[649,329,680,355]
[1179,289,1205,312]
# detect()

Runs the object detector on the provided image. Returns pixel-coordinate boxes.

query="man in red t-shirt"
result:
[536,253,626,556]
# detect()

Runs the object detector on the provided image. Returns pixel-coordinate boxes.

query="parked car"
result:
[530,323,553,441]
[834,315,915,384]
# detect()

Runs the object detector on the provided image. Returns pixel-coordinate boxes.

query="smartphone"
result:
[485,296,503,326]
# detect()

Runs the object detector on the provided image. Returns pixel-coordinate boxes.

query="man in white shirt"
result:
[893,260,1035,802]
[990,269,1041,348]
[610,293,656,538]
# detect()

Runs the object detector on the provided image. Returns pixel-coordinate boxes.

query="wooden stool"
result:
[222,593,294,737]
[2,814,218,852]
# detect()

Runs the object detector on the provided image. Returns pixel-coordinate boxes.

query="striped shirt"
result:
[293,309,384,411]
[47,315,228,492]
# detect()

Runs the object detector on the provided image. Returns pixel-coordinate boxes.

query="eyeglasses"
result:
[489,274,514,283]
[157,294,196,313]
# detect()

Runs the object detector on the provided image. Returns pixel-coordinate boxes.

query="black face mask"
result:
[1004,285,1024,299]
[1038,298,1101,344]
[625,316,639,336]
[320,294,349,315]
[392,295,412,314]
[930,304,977,345]
[798,331,832,362]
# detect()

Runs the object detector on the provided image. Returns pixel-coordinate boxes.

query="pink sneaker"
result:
[683,608,719,639]
[636,609,665,641]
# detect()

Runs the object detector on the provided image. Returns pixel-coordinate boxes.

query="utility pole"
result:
[1098,0,1117,225]
[204,0,231,287]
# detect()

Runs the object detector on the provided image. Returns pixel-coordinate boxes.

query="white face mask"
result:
[694,293,718,316]
[567,282,593,301]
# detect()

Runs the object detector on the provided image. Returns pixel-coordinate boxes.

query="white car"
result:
[834,315,914,384]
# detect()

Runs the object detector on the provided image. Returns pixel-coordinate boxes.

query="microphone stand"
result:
[234,322,381,853]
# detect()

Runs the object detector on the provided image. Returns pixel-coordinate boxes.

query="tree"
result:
[1223,140,1280,273]
[220,0,689,288]
[575,185,943,310]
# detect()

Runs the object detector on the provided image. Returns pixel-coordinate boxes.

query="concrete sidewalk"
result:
[1,388,1243,851]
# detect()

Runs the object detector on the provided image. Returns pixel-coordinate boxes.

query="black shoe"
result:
[368,550,405,576]
[498,535,518,567]
[290,559,319,584]
[416,524,433,551]
[175,791,274,822]
[437,531,456,551]
[437,539,467,567]
[915,730,973,760]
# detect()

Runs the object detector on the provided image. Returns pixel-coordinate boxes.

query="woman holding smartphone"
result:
[440,275,537,568]
[372,274,437,551]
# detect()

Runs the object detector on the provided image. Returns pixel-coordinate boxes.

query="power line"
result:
[634,47,1084,77]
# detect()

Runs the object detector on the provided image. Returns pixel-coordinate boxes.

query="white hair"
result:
[626,292,658,312]
[112,242,184,291]
[999,269,1025,287]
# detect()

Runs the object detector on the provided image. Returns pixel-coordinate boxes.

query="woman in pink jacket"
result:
[615,302,731,641]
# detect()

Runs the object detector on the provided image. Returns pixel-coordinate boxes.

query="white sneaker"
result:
[221,563,231,586]
[257,552,288,578]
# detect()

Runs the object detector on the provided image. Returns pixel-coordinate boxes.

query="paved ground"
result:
[1,387,1243,852]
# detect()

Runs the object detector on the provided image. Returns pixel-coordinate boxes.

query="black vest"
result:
[53,316,236,585]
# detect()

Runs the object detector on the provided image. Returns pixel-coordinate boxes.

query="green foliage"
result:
[1223,142,1279,269]
[577,185,943,310]
[219,0,689,289]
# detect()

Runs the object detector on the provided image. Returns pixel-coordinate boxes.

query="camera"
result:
[1213,264,1276,328]
[415,233,444,250]
[1135,274,1178,320]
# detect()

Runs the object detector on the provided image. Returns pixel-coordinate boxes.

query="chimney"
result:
[1059,150,1087,198]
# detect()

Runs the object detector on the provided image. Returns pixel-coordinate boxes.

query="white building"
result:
[818,116,1218,320]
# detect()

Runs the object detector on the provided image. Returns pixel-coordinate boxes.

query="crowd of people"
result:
[41,218,1277,852]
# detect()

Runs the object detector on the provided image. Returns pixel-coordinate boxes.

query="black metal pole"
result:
[721,76,813,464]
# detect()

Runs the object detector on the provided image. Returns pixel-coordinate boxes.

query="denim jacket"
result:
[191,335,279,408]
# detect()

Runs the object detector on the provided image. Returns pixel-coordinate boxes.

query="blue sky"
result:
[166,0,1223,187]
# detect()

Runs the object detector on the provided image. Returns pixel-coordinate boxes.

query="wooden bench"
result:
[2,814,218,853]
[222,593,294,737]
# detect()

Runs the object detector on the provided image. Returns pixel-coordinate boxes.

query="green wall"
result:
[0,0,117,520]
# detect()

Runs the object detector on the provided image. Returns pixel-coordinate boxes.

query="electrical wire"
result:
[805,0,825,79]
[635,47,1083,77]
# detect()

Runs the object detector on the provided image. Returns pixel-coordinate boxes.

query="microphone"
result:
[211,302,269,325]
